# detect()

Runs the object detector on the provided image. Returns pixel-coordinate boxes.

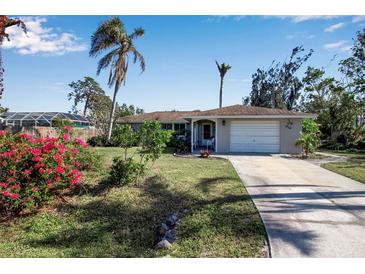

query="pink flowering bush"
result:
[0,126,94,216]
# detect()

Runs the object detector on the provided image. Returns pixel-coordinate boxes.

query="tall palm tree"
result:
[215,61,231,108]
[0,16,26,99]
[89,17,145,141]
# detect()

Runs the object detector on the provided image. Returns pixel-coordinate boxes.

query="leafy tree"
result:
[246,46,313,110]
[139,121,173,163]
[339,28,365,100]
[295,118,321,157]
[67,77,144,138]
[301,67,338,138]
[215,61,232,108]
[68,76,105,116]
[111,124,137,160]
[90,17,145,142]
[0,16,26,99]
[110,121,172,186]
[301,28,365,148]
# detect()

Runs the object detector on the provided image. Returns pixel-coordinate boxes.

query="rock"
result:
[155,239,172,250]
[166,213,179,227]
[163,229,176,243]
[159,223,169,235]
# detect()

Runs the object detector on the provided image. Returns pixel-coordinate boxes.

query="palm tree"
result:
[0,16,26,99]
[215,61,231,108]
[89,17,145,141]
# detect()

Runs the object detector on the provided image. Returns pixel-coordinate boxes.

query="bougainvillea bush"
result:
[0,126,93,216]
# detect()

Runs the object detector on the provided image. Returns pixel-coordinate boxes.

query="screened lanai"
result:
[0,112,91,127]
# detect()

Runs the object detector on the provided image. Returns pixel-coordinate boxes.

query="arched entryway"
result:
[190,118,217,153]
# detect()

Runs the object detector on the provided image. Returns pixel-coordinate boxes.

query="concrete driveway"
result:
[228,154,365,258]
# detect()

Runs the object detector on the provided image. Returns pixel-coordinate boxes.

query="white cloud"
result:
[202,15,246,23]
[274,15,341,23]
[228,78,251,83]
[285,32,315,40]
[323,40,351,52]
[352,16,365,23]
[2,17,87,56]
[324,22,345,32]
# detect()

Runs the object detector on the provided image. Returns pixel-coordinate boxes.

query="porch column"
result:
[215,118,218,153]
[191,119,194,153]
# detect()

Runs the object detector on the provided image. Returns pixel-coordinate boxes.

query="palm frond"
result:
[89,16,127,57]
[216,60,232,77]
[96,48,119,75]
[130,45,146,72]
[129,27,145,40]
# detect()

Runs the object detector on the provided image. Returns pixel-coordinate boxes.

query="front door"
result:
[202,123,212,146]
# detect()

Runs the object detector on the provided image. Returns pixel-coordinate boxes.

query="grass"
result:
[0,147,266,258]
[321,150,365,184]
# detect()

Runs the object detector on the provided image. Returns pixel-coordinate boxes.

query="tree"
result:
[295,118,321,157]
[339,28,365,100]
[89,17,145,142]
[246,46,313,110]
[68,76,105,116]
[215,61,231,108]
[109,121,172,186]
[301,66,365,147]
[0,16,26,99]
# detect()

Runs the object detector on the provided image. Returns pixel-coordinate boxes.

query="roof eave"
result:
[184,114,317,119]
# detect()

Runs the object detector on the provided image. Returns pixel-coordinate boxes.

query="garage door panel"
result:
[230,121,280,153]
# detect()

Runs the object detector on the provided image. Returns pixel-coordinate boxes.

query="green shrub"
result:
[0,126,94,216]
[109,121,172,186]
[168,138,191,153]
[295,118,321,157]
[110,157,146,186]
[87,135,106,147]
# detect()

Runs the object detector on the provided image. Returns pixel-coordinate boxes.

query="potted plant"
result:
[199,149,211,158]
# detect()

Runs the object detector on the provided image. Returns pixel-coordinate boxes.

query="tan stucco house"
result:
[118,104,316,154]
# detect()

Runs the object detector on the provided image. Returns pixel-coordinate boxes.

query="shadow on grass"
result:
[24,174,266,257]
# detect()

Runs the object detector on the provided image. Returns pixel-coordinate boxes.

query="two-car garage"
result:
[229,120,280,153]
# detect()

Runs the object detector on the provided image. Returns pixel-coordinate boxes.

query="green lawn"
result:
[0,147,265,258]
[321,150,365,184]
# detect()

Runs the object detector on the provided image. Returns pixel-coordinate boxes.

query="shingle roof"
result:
[118,105,315,124]
[118,110,201,123]
[185,105,315,118]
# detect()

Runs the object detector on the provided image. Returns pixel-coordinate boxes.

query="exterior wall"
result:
[215,118,303,154]
[216,118,230,153]
[279,118,302,154]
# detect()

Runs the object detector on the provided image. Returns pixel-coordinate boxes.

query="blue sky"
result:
[2,15,364,113]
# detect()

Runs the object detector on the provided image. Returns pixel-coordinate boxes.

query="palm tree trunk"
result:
[83,96,89,117]
[219,77,223,108]
[106,83,119,142]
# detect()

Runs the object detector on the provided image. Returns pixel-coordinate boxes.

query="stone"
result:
[155,239,172,250]
[163,229,176,243]
[159,223,169,235]
[166,213,179,227]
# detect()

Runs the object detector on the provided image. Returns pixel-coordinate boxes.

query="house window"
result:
[161,123,173,130]
[174,123,186,135]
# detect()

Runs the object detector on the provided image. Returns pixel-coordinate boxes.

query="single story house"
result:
[118,104,316,154]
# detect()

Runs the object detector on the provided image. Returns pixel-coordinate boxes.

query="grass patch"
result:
[321,150,365,184]
[0,147,265,257]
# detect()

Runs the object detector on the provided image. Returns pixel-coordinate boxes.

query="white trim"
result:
[215,118,218,153]
[190,118,194,153]
[184,114,316,119]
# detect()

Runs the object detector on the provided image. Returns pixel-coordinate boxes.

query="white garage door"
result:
[230,120,280,153]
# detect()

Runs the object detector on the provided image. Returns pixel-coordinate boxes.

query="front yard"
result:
[0,147,265,257]
[321,150,365,184]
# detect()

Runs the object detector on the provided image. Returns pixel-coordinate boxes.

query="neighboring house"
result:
[118,104,316,154]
